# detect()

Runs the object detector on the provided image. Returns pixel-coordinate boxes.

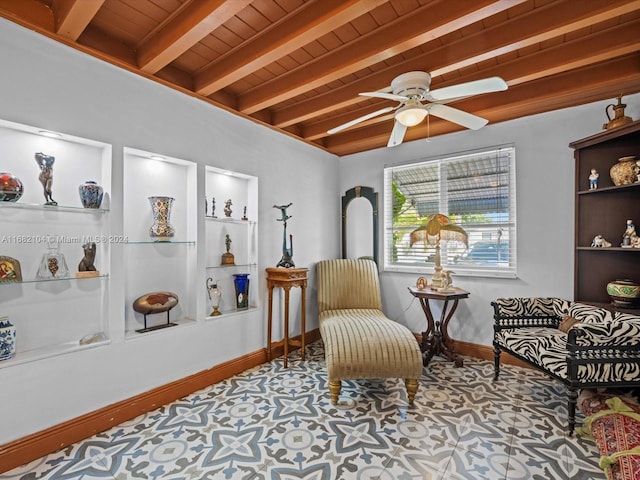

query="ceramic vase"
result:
[0,172,24,202]
[0,316,16,361]
[79,181,104,208]
[609,156,637,186]
[148,196,175,241]
[233,273,250,310]
[606,279,640,307]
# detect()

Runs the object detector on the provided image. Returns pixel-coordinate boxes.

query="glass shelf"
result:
[206,262,257,270]
[124,240,196,245]
[205,216,256,225]
[0,273,109,286]
[205,306,259,320]
[0,338,111,369]
[0,201,108,213]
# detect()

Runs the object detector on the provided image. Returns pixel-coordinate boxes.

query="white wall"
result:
[0,19,339,443]
[339,93,640,346]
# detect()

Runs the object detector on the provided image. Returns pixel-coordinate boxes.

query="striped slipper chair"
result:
[316,258,423,405]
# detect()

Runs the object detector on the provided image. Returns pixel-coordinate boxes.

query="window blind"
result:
[383,145,517,278]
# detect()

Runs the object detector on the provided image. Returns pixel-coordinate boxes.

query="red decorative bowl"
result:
[0,173,23,202]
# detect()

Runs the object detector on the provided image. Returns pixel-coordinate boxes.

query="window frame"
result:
[383,145,517,279]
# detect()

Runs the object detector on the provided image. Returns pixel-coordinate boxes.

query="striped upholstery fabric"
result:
[316,259,423,404]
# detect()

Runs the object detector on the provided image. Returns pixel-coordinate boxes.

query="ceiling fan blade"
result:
[428,104,488,130]
[327,106,395,135]
[428,77,508,102]
[359,91,408,102]
[387,120,407,147]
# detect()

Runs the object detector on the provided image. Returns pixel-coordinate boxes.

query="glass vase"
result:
[233,273,250,310]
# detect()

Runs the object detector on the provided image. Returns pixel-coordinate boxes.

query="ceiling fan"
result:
[327,71,508,147]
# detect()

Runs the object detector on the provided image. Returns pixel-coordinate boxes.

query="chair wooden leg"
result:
[329,380,341,405]
[405,378,419,404]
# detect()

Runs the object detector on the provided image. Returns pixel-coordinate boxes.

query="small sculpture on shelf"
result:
[76,242,99,278]
[211,196,217,218]
[591,235,611,248]
[274,203,294,268]
[242,206,248,221]
[588,169,599,190]
[224,199,232,218]
[132,291,179,333]
[221,233,235,265]
[622,219,637,248]
[0,256,21,283]
[35,152,57,205]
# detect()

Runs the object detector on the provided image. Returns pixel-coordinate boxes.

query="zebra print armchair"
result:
[492,297,640,435]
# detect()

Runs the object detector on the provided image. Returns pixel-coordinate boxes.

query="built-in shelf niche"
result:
[123,147,197,337]
[204,166,258,317]
[0,118,112,367]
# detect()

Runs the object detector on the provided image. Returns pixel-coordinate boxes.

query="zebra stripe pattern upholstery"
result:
[492,297,640,434]
[317,259,423,404]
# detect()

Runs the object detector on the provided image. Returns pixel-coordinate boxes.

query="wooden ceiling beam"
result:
[237,0,525,114]
[325,54,640,156]
[303,18,640,140]
[274,0,640,129]
[137,0,252,74]
[0,0,54,31]
[195,0,387,96]
[52,0,104,40]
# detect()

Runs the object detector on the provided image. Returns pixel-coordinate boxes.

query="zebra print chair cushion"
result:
[492,297,640,435]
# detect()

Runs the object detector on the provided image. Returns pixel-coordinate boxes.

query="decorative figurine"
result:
[0,256,21,283]
[589,169,599,190]
[274,203,294,268]
[622,219,637,247]
[591,235,611,248]
[242,206,248,221]
[224,199,232,218]
[211,197,217,218]
[77,242,99,278]
[35,152,57,205]
[416,276,427,290]
[221,233,235,265]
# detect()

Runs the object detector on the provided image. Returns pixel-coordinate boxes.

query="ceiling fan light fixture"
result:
[395,105,428,127]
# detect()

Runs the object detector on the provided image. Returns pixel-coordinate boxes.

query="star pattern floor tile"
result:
[1,341,605,480]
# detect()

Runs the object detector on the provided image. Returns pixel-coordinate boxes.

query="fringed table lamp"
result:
[409,214,468,290]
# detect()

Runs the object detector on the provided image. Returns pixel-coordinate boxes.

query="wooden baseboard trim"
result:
[412,333,533,370]
[0,328,321,474]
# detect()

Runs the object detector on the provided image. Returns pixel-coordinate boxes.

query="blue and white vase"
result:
[0,316,16,361]
[233,273,250,310]
[78,181,104,208]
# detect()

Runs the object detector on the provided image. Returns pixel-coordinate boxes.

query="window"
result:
[383,145,516,278]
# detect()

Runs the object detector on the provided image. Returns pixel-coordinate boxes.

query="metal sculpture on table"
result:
[274,203,294,267]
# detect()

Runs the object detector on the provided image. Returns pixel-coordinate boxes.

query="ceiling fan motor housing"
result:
[391,71,431,99]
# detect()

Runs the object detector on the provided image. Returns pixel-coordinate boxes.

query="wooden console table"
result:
[266,267,308,368]
[408,286,470,367]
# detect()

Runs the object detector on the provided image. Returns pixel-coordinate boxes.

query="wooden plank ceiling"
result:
[1,0,639,156]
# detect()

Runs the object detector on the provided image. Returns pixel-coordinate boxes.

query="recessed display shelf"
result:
[0,202,108,213]
[206,262,257,270]
[0,338,111,369]
[0,273,109,286]
[205,216,257,225]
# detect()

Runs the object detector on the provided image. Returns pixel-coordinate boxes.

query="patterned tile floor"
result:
[2,341,605,480]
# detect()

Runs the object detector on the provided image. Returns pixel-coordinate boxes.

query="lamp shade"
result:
[395,105,428,127]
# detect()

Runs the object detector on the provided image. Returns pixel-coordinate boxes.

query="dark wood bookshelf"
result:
[570,120,640,308]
